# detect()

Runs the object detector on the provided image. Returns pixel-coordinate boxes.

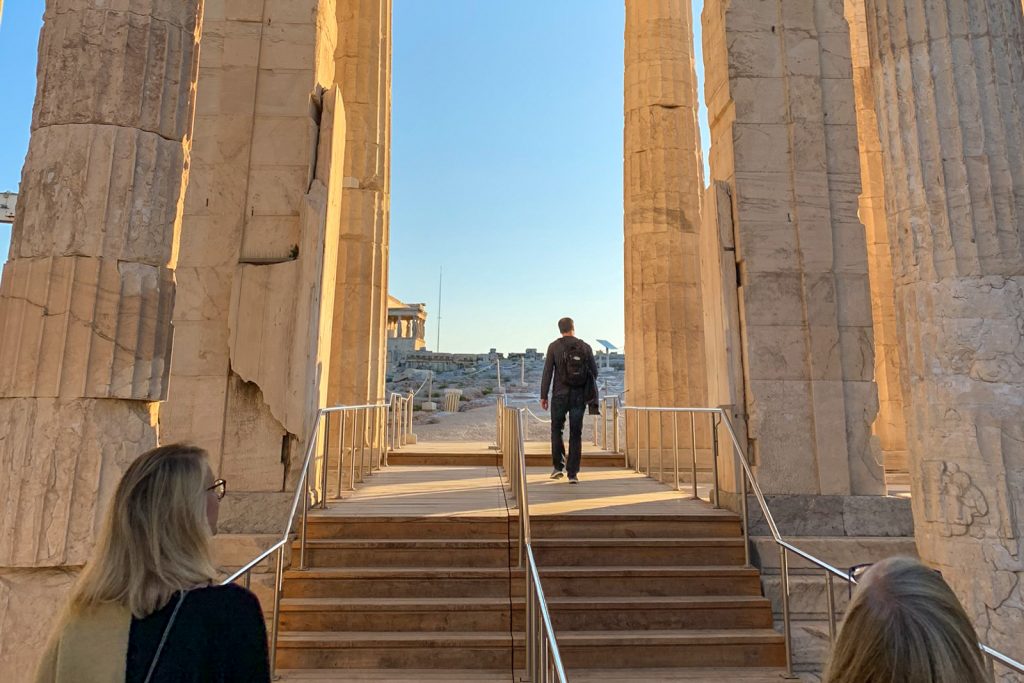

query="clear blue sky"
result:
[0,1,708,354]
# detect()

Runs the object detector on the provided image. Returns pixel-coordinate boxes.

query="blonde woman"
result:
[824,556,989,683]
[35,444,270,683]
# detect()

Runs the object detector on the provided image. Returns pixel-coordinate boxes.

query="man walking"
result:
[540,318,598,484]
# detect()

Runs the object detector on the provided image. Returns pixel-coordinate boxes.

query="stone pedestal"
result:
[0,0,203,676]
[863,0,1024,655]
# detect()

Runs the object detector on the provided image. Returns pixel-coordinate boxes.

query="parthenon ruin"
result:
[0,0,1021,678]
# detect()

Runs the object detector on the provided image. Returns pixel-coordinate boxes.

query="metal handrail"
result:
[499,402,568,683]
[620,405,1024,679]
[222,400,390,677]
[388,391,414,450]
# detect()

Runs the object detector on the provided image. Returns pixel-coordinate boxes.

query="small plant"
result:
[481,387,492,395]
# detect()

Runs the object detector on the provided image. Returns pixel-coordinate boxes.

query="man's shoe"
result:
[568,474,579,484]
[550,469,565,479]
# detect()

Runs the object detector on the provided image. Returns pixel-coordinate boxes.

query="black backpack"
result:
[561,341,590,388]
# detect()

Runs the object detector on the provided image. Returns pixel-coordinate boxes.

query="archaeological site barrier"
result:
[618,405,1024,680]
[497,396,568,683]
[222,401,390,677]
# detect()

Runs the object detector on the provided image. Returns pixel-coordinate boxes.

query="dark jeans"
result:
[550,389,586,476]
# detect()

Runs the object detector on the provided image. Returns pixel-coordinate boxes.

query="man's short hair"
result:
[558,317,574,334]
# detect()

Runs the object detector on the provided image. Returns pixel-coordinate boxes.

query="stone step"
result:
[276,667,791,682]
[279,597,513,632]
[283,567,514,599]
[555,630,786,669]
[278,595,774,633]
[303,514,743,541]
[295,539,513,568]
[548,595,775,631]
[539,566,765,598]
[276,630,786,670]
[523,514,743,539]
[277,631,517,670]
[304,516,509,540]
[530,537,746,567]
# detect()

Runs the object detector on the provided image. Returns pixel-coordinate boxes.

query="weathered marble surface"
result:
[863,0,1024,657]
[701,0,884,496]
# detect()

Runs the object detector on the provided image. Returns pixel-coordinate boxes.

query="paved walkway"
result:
[322,460,726,519]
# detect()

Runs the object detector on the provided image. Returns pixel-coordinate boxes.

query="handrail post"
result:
[634,410,640,473]
[337,410,348,496]
[320,413,331,509]
[739,442,750,566]
[672,412,680,492]
[612,399,619,455]
[780,546,795,679]
[689,411,698,500]
[299,460,310,570]
[711,413,721,509]
[269,545,285,678]
[349,408,358,489]
[826,571,837,643]
[644,410,651,476]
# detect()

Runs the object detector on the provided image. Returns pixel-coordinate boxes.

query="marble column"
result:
[864,0,1024,657]
[330,0,390,410]
[845,0,908,478]
[0,0,203,676]
[623,0,709,473]
[702,0,885,496]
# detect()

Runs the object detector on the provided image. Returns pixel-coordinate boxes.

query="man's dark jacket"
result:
[541,336,599,402]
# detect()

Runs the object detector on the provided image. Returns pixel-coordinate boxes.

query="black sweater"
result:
[541,336,599,401]
[125,584,270,683]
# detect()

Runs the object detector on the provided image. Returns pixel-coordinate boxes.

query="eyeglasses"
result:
[848,562,942,598]
[207,478,227,500]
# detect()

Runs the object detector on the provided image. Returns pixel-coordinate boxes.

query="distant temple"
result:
[386,295,427,361]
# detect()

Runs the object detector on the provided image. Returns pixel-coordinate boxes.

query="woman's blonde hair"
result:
[70,444,218,618]
[824,556,989,683]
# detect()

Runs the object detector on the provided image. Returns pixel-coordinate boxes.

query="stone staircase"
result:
[273,456,786,680]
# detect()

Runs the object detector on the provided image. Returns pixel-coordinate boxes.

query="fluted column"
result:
[330,0,390,410]
[0,0,203,676]
[845,0,908,477]
[624,0,707,414]
[864,0,1024,655]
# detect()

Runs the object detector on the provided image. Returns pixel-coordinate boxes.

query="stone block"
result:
[217,492,295,534]
[746,494,914,537]
[741,272,805,326]
[246,165,310,217]
[239,216,303,261]
[256,69,318,117]
[249,116,318,167]
[219,373,289,492]
[0,568,79,682]
[171,265,235,323]
[159,374,229,451]
[0,398,158,567]
[259,22,317,71]
[12,125,186,265]
[0,256,173,401]
[33,5,200,139]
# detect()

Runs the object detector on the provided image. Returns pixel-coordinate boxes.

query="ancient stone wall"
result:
[844,0,907,477]
[863,0,1024,658]
[0,0,203,676]
[702,0,885,496]
[161,0,345,505]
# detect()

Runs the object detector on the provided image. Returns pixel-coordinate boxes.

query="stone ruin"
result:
[0,0,1022,676]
